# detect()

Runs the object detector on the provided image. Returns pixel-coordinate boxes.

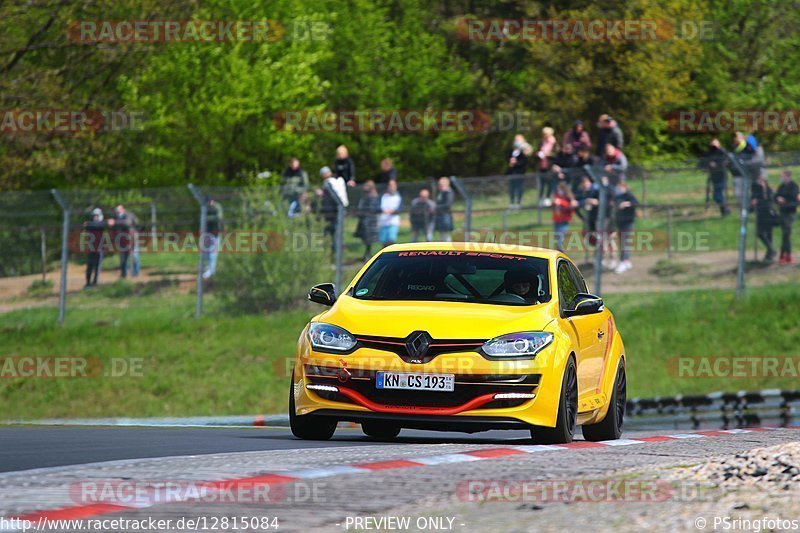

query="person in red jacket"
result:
[552,181,577,252]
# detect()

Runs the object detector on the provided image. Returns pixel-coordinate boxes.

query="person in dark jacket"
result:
[750,171,777,262]
[82,208,114,288]
[280,157,309,203]
[377,158,398,187]
[775,170,800,264]
[409,188,436,242]
[551,143,580,188]
[355,180,381,260]
[506,134,533,208]
[700,138,730,216]
[596,114,624,156]
[613,181,638,274]
[434,177,455,241]
[335,145,357,186]
[112,204,138,278]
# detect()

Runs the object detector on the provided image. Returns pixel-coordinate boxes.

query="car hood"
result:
[316,295,558,340]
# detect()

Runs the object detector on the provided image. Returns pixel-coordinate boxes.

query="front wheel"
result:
[582,359,626,442]
[530,356,577,444]
[289,376,337,440]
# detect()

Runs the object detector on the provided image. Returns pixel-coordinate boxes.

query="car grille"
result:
[304,365,539,409]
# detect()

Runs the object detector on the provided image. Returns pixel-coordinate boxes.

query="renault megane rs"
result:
[289,243,626,444]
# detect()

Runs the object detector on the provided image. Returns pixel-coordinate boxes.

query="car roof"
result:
[381,242,566,261]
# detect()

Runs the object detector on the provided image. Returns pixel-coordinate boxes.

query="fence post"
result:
[40,227,47,282]
[51,189,70,325]
[666,206,673,260]
[149,202,157,252]
[188,184,207,317]
[536,172,543,226]
[449,176,472,238]
[584,166,606,294]
[726,153,751,298]
[324,181,345,292]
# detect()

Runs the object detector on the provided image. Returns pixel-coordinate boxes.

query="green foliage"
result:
[213,187,327,313]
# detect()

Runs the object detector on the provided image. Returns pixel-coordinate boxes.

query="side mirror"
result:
[564,293,604,317]
[308,283,337,306]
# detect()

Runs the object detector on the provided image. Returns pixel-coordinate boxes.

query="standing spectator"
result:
[434,177,455,242]
[202,198,223,280]
[377,158,398,187]
[409,188,436,242]
[551,143,580,188]
[603,143,628,185]
[537,127,558,206]
[731,131,758,202]
[552,181,577,252]
[506,134,532,209]
[378,180,402,247]
[280,157,309,203]
[288,191,312,219]
[613,182,638,274]
[112,204,138,279]
[750,171,777,262]
[701,138,730,216]
[355,181,380,260]
[563,120,592,152]
[575,176,600,245]
[317,166,349,253]
[775,170,799,264]
[82,208,113,288]
[335,145,357,187]
[596,114,624,156]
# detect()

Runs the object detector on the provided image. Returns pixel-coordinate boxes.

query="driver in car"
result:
[504,270,537,302]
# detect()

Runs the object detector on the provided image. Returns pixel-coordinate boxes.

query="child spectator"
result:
[378,180,402,246]
[434,177,455,242]
[552,181,577,252]
[409,188,436,242]
[775,170,798,264]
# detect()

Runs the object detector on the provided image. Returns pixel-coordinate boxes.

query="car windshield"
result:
[351,251,551,306]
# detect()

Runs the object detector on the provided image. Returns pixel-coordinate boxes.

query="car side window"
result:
[557,261,579,312]
[568,262,588,293]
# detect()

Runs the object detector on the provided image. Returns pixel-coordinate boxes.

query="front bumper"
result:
[293,344,567,428]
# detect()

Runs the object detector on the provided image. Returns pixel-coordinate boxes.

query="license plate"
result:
[376,372,455,392]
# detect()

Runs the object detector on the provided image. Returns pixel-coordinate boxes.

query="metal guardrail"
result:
[626,389,799,430]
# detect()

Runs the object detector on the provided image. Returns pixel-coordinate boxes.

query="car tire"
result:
[289,375,337,440]
[361,420,401,440]
[582,360,626,442]
[530,356,577,444]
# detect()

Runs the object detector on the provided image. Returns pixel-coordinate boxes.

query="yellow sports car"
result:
[290,242,626,444]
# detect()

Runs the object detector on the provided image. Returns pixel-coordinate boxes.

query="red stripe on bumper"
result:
[336,387,498,416]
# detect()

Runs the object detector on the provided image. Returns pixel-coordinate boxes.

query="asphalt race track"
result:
[1,425,799,532]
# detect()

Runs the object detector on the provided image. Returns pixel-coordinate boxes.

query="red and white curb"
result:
[2,427,791,530]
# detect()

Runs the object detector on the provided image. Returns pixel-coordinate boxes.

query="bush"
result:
[213,188,327,313]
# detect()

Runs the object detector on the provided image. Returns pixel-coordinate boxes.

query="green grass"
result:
[2,281,799,420]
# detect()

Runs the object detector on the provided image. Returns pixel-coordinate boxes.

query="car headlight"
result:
[308,322,357,352]
[482,331,554,359]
